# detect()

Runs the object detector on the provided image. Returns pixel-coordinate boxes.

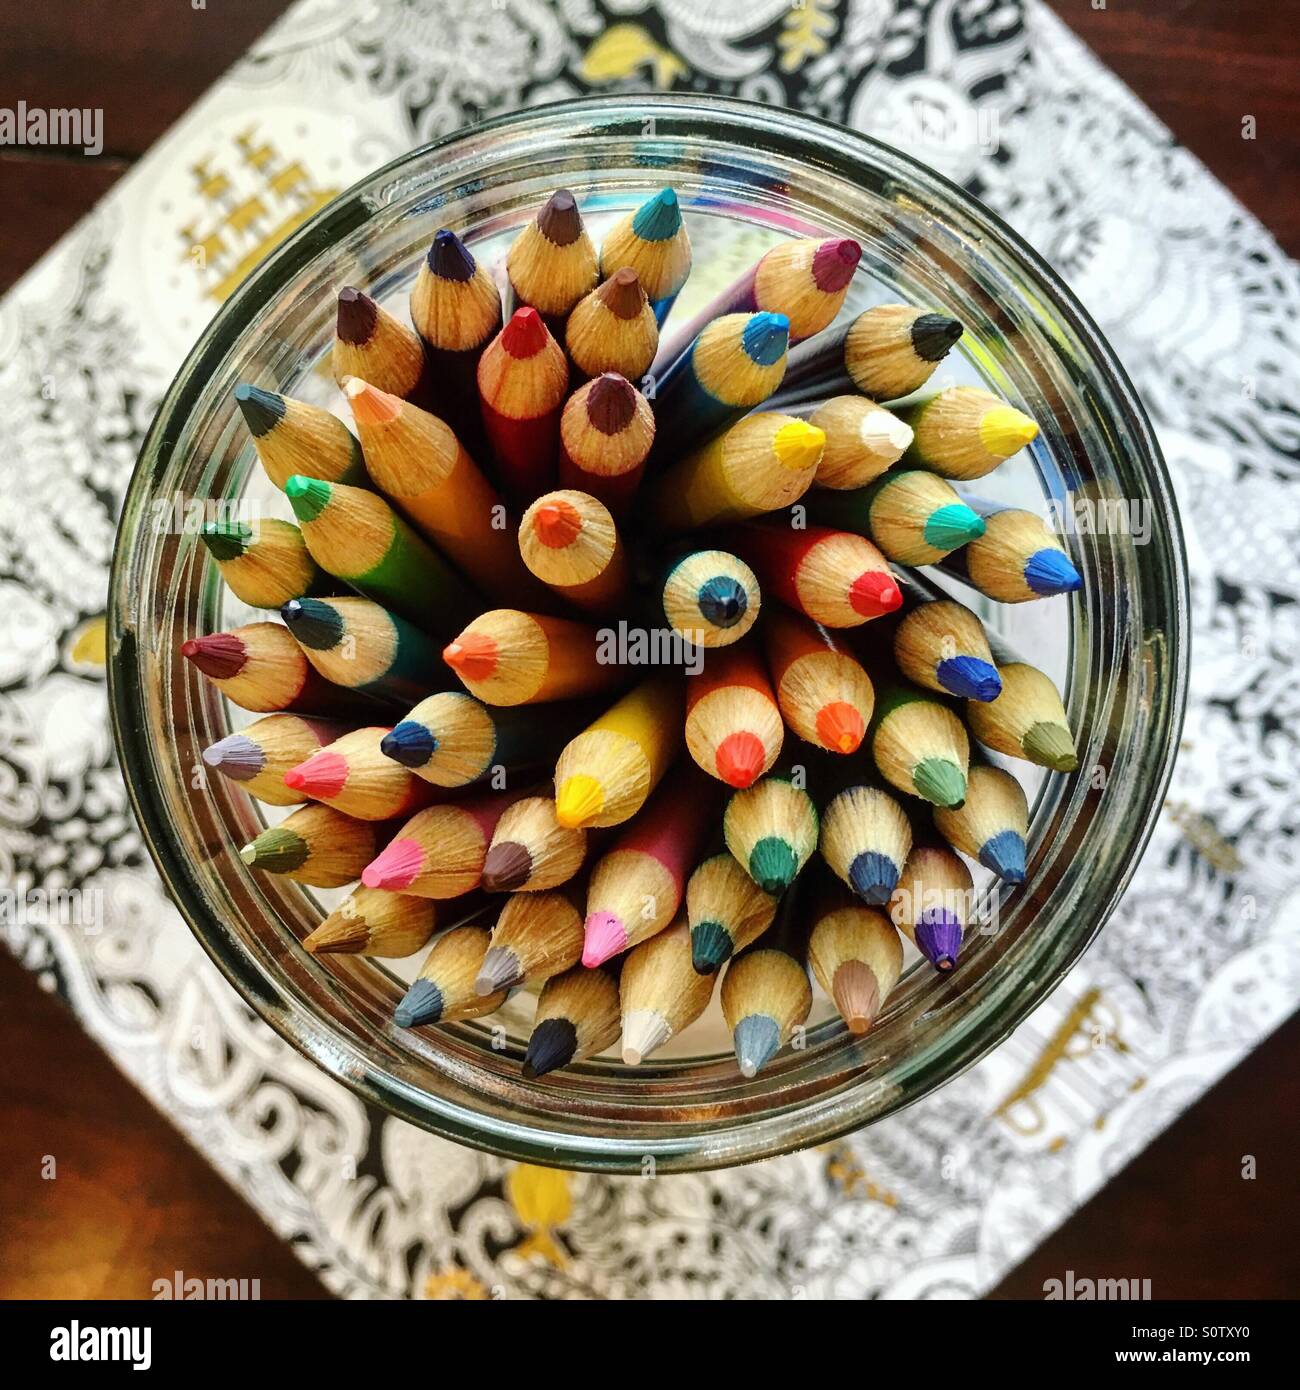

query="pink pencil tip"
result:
[360,838,423,891]
[811,237,862,293]
[582,910,627,968]
[283,751,347,799]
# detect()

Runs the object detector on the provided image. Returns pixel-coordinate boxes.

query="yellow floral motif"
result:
[778,0,835,73]
[579,24,688,89]
[507,1163,573,1266]
[423,1266,489,1300]
[69,616,107,668]
[823,1144,899,1206]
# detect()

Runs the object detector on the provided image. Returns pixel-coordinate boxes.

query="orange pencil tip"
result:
[344,376,402,425]
[715,730,768,789]
[442,632,498,681]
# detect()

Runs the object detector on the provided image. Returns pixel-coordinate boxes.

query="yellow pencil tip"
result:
[979,405,1039,457]
[773,419,826,472]
[554,773,604,828]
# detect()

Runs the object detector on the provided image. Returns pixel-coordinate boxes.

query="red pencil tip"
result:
[443,633,498,680]
[532,497,582,548]
[715,731,768,789]
[283,751,348,799]
[180,632,246,680]
[811,237,862,293]
[849,570,902,617]
[501,306,549,358]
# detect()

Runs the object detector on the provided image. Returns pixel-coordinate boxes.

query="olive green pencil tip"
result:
[239,826,307,872]
[200,520,254,561]
[913,758,967,808]
[284,474,331,522]
[1023,722,1079,773]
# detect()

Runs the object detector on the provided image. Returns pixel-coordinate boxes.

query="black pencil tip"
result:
[428,228,476,282]
[522,1018,577,1078]
[910,312,963,362]
[233,383,285,437]
[336,286,379,345]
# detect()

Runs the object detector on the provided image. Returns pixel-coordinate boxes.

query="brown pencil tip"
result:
[336,286,379,345]
[481,841,532,892]
[501,306,549,358]
[585,373,637,434]
[181,633,246,680]
[343,375,402,425]
[832,961,880,1036]
[538,188,582,246]
[597,267,645,320]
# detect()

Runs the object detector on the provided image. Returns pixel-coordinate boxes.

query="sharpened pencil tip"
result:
[238,826,306,873]
[283,750,347,800]
[283,474,331,523]
[233,382,285,437]
[585,372,637,434]
[733,1014,781,1077]
[361,837,423,892]
[696,575,747,628]
[748,837,798,895]
[381,721,436,768]
[1024,548,1082,596]
[912,758,966,808]
[979,404,1039,457]
[832,960,880,1035]
[500,305,549,358]
[621,1009,671,1066]
[200,520,253,561]
[630,187,681,241]
[1023,721,1079,773]
[979,829,1027,884]
[810,237,861,294]
[280,596,343,651]
[428,228,476,281]
[910,313,963,362]
[936,655,1002,702]
[848,850,901,906]
[772,419,825,472]
[538,188,582,246]
[554,774,604,829]
[442,632,498,680]
[336,286,379,345]
[597,267,645,320]
[923,503,985,551]
[476,946,522,996]
[201,733,263,781]
[915,912,963,973]
[815,700,865,755]
[480,840,532,893]
[523,1017,578,1078]
[343,375,402,425]
[715,730,767,789]
[395,977,443,1028]
[690,920,732,974]
[849,569,901,617]
[181,633,246,680]
[741,312,789,366]
[582,911,627,968]
[532,497,582,548]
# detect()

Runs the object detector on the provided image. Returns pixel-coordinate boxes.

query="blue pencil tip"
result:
[381,721,437,768]
[429,228,475,281]
[733,1015,781,1078]
[979,830,1027,883]
[394,977,443,1028]
[935,655,1003,702]
[847,850,901,905]
[631,187,681,241]
[1024,548,1082,596]
[741,312,789,366]
[697,576,747,628]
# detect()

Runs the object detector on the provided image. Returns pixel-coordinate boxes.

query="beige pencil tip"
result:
[832,961,880,1036]
[621,1009,671,1066]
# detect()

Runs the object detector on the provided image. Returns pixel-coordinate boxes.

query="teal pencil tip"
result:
[631,187,681,241]
[200,520,253,561]
[748,836,799,894]
[284,474,331,522]
[742,312,789,367]
[923,504,986,551]
[233,382,284,437]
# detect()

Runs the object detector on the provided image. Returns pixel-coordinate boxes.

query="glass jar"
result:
[108,95,1188,1173]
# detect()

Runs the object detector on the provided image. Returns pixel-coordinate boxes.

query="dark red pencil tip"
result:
[181,633,246,680]
[500,306,549,358]
[585,373,637,434]
[336,286,379,345]
[811,238,862,294]
[537,189,582,247]
[597,267,644,320]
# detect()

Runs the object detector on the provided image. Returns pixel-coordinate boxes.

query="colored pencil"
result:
[660,548,760,650]
[819,781,913,906]
[654,236,860,373]
[860,660,970,807]
[284,474,476,632]
[808,886,904,1035]
[720,882,812,1075]
[939,493,1082,602]
[395,925,506,1027]
[233,384,366,490]
[523,962,621,1078]
[966,661,1078,772]
[566,269,658,382]
[890,842,974,973]
[201,713,348,807]
[685,852,778,975]
[581,765,717,966]
[553,676,682,829]
[802,395,913,491]
[477,306,570,502]
[281,595,450,706]
[619,918,714,1065]
[381,691,597,787]
[480,795,587,893]
[342,376,541,605]
[775,304,963,406]
[442,609,622,706]
[476,887,586,995]
[651,312,790,457]
[805,468,985,566]
[763,606,874,755]
[302,886,438,959]
[283,726,434,821]
[409,228,502,450]
[200,518,327,610]
[557,372,655,516]
[901,387,1038,480]
[723,770,819,895]
[933,762,1029,883]
[237,803,383,888]
[725,521,900,628]
[518,489,630,614]
[891,595,1002,702]
[599,187,691,325]
[361,785,519,898]
[181,622,371,717]
[685,641,784,788]
[506,189,598,322]
[650,411,824,531]
[332,287,430,405]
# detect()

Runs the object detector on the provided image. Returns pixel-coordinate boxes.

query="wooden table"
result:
[1,0,1296,1300]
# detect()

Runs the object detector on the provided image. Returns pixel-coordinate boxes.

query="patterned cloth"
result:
[1,0,1296,1299]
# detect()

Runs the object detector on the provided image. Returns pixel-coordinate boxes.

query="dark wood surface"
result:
[1,0,1296,1301]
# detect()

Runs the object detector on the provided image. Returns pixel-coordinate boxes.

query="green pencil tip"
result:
[690,921,733,975]
[923,504,985,551]
[913,758,967,808]
[200,520,254,561]
[239,827,307,872]
[1023,722,1079,773]
[284,474,331,522]
[748,837,799,895]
